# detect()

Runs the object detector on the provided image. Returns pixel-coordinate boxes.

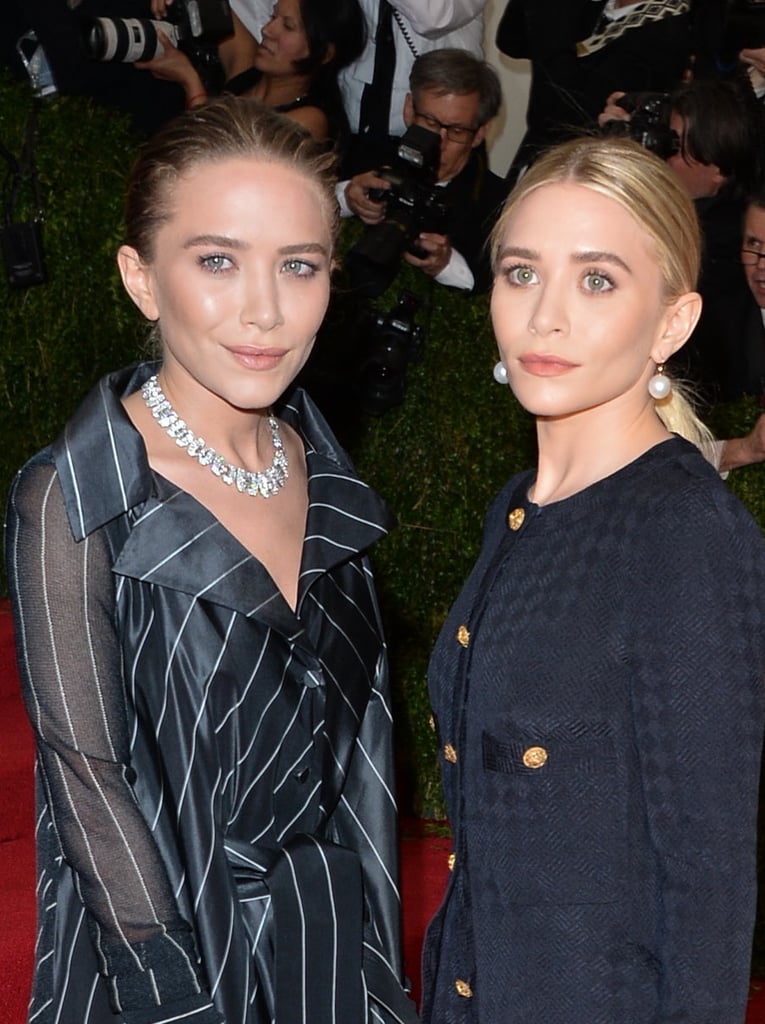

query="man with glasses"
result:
[338,48,507,292]
[703,195,765,403]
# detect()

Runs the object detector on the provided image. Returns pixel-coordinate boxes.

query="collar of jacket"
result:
[51,362,394,622]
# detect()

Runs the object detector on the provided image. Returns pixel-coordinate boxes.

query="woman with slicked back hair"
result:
[6,96,417,1024]
[422,135,765,1024]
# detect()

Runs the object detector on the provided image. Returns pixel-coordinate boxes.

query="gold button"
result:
[448,852,456,871]
[456,624,470,647]
[428,714,436,733]
[522,745,548,769]
[455,979,473,998]
[508,507,525,531]
[443,743,458,764]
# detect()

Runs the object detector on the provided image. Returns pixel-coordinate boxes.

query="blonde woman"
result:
[423,136,765,1023]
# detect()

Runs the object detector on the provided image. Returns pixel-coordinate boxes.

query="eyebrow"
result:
[183,235,330,257]
[496,245,632,274]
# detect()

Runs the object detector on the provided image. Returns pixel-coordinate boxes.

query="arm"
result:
[5,458,222,1024]
[626,486,765,1020]
[391,0,485,37]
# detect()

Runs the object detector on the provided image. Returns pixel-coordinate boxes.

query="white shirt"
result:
[338,0,486,137]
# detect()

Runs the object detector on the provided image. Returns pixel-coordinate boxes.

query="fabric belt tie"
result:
[228,833,419,1024]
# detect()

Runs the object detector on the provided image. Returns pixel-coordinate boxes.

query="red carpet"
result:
[2,598,765,1021]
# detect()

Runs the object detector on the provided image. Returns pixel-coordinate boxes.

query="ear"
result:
[117,245,160,322]
[709,165,727,196]
[651,291,703,363]
[403,92,415,128]
[471,122,487,149]
[320,41,335,66]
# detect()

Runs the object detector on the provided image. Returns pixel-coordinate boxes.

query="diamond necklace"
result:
[141,374,289,498]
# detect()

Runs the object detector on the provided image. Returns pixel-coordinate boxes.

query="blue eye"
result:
[198,254,233,273]
[283,258,318,277]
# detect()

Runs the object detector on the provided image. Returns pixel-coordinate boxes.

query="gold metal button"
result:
[522,745,548,769]
[455,979,473,998]
[443,743,458,764]
[456,624,470,648]
[448,852,456,871]
[508,507,525,531]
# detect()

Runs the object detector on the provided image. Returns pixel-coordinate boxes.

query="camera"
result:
[601,92,678,160]
[83,0,233,63]
[355,291,424,415]
[346,125,451,298]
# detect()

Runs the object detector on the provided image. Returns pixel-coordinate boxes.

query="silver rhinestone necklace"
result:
[141,374,289,498]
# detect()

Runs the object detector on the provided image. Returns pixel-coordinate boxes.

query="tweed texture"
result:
[423,436,765,1024]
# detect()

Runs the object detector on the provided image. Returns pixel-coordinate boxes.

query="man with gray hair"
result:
[340,48,508,293]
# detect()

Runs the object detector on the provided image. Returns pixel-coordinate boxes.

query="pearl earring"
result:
[493,360,508,384]
[648,363,672,400]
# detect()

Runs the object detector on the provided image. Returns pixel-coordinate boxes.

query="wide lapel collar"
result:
[53,362,302,637]
[53,363,158,541]
[113,478,304,639]
[279,389,395,604]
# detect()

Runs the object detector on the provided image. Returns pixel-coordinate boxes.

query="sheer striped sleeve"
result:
[5,456,223,1024]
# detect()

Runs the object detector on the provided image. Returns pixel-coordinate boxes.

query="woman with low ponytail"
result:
[422,135,765,1024]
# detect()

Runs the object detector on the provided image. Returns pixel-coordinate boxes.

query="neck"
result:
[531,398,671,506]
[157,364,276,472]
[252,71,312,106]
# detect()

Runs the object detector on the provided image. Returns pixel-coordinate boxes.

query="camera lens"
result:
[84,18,176,62]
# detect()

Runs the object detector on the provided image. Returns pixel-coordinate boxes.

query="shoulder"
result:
[621,438,765,590]
[51,363,156,540]
[7,448,59,520]
[285,103,331,141]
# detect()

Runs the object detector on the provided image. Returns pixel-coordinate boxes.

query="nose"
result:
[240,273,284,333]
[528,282,568,337]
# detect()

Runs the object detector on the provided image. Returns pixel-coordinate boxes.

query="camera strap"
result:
[1,102,47,288]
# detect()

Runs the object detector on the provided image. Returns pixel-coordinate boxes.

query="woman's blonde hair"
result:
[491,135,714,452]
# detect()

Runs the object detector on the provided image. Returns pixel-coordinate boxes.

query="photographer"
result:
[600,76,765,403]
[339,48,506,293]
[2,0,189,134]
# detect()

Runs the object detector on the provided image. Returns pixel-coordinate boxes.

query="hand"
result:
[740,46,765,77]
[404,232,452,277]
[598,91,630,128]
[150,0,174,17]
[134,31,202,95]
[718,413,765,473]
[344,172,390,225]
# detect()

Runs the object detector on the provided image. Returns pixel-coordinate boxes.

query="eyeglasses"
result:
[742,248,765,266]
[411,104,478,144]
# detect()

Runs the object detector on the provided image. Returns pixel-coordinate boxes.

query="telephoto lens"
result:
[84,18,179,62]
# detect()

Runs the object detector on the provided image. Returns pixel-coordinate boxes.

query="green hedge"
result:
[2,74,765,834]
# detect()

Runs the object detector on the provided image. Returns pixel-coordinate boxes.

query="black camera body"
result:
[346,125,450,297]
[84,0,233,63]
[356,291,424,415]
[602,91,678,160]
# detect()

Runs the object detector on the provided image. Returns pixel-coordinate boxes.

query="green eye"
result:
[507,265,536,285]
[583,271,613,292]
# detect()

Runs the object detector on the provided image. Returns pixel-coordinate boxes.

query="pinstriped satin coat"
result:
[6,363,416,1024]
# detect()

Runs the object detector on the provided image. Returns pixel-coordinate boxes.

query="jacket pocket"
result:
[480,719,626,904]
